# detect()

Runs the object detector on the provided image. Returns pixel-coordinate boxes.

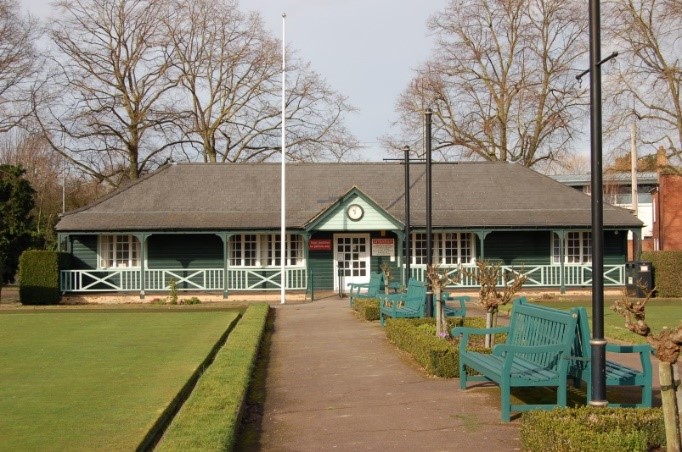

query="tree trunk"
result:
[434,286,443,337]
[485,309,497,348]
[673,360,682,424]
[660,361,681,452]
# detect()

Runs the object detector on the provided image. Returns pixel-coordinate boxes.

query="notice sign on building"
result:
[309,238,332,251]
[371,238,394,259]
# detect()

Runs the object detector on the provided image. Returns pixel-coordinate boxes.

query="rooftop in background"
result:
[551,172,659,186]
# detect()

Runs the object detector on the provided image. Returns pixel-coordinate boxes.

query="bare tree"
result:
[0,0,40,133]
[164,0,359,164]
[0,129,107,245]
[603,0,682,168]
[388,0,588,168]
[34,0,181,188]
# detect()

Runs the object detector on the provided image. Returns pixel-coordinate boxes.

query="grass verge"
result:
[158,303,270,451]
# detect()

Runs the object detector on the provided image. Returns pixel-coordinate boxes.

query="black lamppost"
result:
[587,0,608,407]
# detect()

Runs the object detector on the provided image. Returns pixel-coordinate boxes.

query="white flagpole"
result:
[280,12,287,305]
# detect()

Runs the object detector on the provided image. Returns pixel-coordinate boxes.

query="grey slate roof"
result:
[55,162,643,232]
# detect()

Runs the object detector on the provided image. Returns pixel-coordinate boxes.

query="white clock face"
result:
[347,204,364,221]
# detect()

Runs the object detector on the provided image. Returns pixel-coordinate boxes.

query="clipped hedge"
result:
[641,250,682,297]
[352,298,380,321]
[158,303,270,451]
[521,406,665,451]
[18,250,69,305]
[384,317,496,378]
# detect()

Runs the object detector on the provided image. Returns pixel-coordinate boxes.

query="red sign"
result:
[372,238,394,256]
[309,239,332,251]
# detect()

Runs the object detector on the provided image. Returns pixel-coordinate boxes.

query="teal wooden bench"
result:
[515,298,653,407]
[378,278,426,326]
[440,293,470,318]
[347,272,384,307]
[452,298,578,421]
[572,306,653,407]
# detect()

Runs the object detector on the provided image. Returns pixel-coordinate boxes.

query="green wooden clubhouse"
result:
[55,162,643,297]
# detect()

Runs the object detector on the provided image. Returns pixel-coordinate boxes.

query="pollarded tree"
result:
[603,0,682,170]
[0,0,41,133]
[389,0,588,168]
[164,0,359,164]
[35,0,181,188]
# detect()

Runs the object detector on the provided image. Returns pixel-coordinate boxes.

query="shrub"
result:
[640,250,682,297]
[352,298,380,321]
[158,303,269,451]
[384,317,494,378]
[521,406,665,452]
[18,250,69,305]
[180,297,201,305]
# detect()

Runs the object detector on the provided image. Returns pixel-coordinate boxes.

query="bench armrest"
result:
[605,343,653,374]
[451,326,509,354]
[605,343,651,354]
[441,294,470,308]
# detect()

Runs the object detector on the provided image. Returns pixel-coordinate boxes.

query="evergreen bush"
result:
[352,298,380,321]
[384,317,495,378]
[641,250,682,297]
[521,406,665,451]
[18,250,69,305]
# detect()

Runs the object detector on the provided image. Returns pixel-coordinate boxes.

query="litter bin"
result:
[625,261,653,298]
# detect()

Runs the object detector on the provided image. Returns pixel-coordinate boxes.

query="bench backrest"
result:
[366,272,384,295]
[403,279,427,312]
[505,298,578,370]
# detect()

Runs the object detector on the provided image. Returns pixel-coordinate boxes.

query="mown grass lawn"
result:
[528,298,682,343]
[0,309,240,451]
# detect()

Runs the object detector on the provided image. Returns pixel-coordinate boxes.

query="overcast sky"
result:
[20,0,449,161]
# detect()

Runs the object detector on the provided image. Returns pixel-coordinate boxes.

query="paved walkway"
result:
[257,296,522,451]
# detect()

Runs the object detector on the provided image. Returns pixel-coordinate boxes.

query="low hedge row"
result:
[158,303,270,451]
[521,406,665,451]
[352,298,380,321]
[640,250,682,297]
[384,317,499,378]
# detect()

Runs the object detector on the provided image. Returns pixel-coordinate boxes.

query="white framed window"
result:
[411,232,475,265]
[99,235,141,268]
[412,233,428,265]
[230,234,304,267]
[438,232,474,264]
[553,231,592,264]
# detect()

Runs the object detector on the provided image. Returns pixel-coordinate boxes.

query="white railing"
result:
[408,264,624,288]
[226,267,308,291]
[61,267,308,292]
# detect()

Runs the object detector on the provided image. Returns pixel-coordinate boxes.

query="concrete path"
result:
[257,297,522,451]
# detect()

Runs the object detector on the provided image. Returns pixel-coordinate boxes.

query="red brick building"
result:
[652,171,682,251]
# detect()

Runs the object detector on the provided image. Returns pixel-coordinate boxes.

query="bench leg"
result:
[642,382,652,408]
[500,386,511,422]
[557,385,567,408]
[459,364,468,390]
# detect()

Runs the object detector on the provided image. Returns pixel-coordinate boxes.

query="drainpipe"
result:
[425,108,433,318]
[404,145,411,283]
